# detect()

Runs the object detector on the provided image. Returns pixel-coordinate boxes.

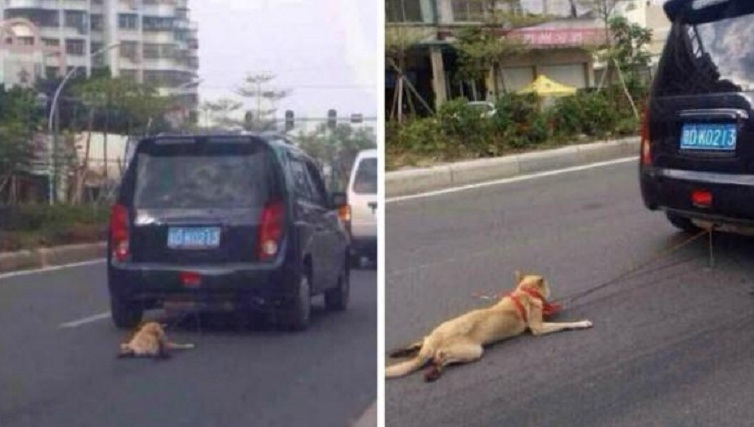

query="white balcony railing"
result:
[142,3,176,17]
[4,0,49,9]
[141,57,179,71]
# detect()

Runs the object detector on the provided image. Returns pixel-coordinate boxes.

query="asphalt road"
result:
[386,159,754,427]
[0,262,376,427]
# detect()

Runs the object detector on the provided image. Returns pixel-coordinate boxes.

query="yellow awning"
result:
[518,75,577,97]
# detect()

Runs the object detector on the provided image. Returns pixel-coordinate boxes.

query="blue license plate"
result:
[680,123,737,151]
[167,227,221,249]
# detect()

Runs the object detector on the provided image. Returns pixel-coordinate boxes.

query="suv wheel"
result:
[325,263,350,311]
[283,273,311,331]
[666,212,701,233]
[110,293,143,329]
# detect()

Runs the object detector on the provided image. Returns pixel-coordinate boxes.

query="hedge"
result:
[387,83,649,169]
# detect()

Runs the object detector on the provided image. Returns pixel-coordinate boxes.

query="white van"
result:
[346,149,377,266]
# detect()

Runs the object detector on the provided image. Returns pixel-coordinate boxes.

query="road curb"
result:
[0,242,106,274]
[386,136,639,197]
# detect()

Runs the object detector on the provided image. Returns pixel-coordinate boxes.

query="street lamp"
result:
[47,41,121,205]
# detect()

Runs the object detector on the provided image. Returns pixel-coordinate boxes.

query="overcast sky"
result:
[190,0,378,122]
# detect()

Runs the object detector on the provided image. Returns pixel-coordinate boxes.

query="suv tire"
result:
[283,273,311,331]
[666,212,701,233]
[110,293,143,329]
[325,263,350,311]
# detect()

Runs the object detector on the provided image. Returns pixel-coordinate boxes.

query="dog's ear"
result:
[515,271,524,284]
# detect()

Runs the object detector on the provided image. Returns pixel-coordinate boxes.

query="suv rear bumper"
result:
[108,261,295,311]
[640,166,754,225]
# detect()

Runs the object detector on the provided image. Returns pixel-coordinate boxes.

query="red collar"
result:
[508,293,528,322]
[508,288,561,321]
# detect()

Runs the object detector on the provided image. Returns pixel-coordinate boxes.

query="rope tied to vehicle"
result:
[473,227,714,309]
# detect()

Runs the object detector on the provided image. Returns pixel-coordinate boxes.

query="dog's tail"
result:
[388,340,423,359]
[385,340,433,378]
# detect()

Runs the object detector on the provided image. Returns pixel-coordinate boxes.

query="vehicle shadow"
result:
[147,299,334,336]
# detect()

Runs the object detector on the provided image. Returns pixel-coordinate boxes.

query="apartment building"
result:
[0,0,199,120]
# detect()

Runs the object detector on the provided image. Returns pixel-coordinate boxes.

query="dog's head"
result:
[514,271,551,299]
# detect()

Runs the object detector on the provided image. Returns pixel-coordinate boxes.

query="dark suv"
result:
[107,133,351,331]
[640,0,754,232]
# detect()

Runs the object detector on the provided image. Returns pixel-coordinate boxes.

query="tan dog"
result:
[117,321,195,359]
[386,272,592,381]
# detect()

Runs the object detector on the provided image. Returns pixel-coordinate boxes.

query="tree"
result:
[578,0,620,41]
[0,86,44,203]
[297,123,377,191]
[234,73,290,131]
[452,0,542,100]
[385,15,435,121]
[609,15,653,83]
[70,76,173,203]
[604,15,653,119]
[577,0,621,88]
[454,25,526,99]
[200,98,243,129]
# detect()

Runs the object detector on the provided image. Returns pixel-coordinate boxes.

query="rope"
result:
[553,228,711,306]
[473,228,713,307]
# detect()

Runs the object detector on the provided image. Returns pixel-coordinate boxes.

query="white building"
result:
[0,0,199,118]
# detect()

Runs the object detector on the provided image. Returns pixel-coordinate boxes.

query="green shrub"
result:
[387,82,649,167]
[435,99,496,155]
[0,203,109,232]
[493,93,550,149]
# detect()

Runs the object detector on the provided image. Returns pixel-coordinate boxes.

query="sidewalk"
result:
[0,242,106,274]
[386,136,639,198]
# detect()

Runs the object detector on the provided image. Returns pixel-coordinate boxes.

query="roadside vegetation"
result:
[387,14,653,170]
[387,81,648,170]
[0,204,108,252]
[1,69,375,252]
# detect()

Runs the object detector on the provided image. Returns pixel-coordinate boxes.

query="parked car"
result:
[346,148,377,266]
[640,0,754,233]
[450,101,497,120]
[466,101,497,118]
[107,133,351,331]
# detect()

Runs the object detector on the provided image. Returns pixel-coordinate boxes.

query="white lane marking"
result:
[59,311,111,329]
[386,157,636,204]
[0,259,106,280]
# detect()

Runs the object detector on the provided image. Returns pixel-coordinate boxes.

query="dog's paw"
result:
[578,320,593,329]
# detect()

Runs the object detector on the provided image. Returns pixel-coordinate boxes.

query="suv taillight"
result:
[640,109,651,166]
[338,204,352,236]
[338,205,351,222]
[258,201,284,260]
[109,204,129,262]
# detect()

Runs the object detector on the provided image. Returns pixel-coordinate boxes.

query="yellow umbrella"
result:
[518,75,577,97]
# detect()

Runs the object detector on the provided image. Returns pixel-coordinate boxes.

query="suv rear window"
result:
[133,142,272,209]
[655,6,754,96]
[352,157,377,195]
